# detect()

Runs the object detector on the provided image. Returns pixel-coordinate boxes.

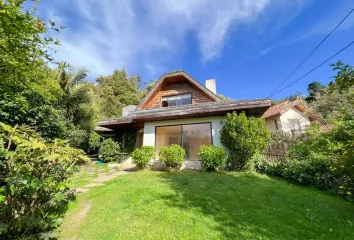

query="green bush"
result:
[220,112,271,170]
[99,138,120,162]
[0,122,89,239]
[88,131,102,154]
[261,120,354,200]
[66,127,89,150]
[198,145,227,171]
[131,146,155,169]
[159,144,185,170]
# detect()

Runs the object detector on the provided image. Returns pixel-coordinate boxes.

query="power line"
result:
[267,7,354,98]
[268,40,354,98]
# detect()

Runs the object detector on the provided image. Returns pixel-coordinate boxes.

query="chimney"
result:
[205,79,216,94]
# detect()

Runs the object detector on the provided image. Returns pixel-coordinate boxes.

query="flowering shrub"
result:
[198,145,227,171]
[159,144,185,170]
[131,146,155,169]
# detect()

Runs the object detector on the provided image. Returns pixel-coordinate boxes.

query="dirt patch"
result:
[59,200,92,239]
[92,175,117,183]
[76,201,92,224]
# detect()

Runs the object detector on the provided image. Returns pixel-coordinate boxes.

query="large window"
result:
[155,123,212,160]
[161,94,192,107]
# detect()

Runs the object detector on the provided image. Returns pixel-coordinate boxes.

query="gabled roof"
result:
[136,70,220,110]
[262,98,307,119]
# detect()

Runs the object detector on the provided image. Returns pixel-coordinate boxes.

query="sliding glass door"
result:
[155,123,212,160]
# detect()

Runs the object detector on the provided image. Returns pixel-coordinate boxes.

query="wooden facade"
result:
[141,76,216,110]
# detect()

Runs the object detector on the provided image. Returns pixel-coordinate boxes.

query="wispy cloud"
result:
[259,46,275,55]
[35,0,308,78]
[293,5,354,44]
[260,2,354,56]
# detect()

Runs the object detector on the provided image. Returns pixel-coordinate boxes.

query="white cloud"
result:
[274,2,354,48]
[36,0,307,78]
[259,46,275,55]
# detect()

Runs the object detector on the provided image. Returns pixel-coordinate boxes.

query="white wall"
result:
[143,116,224,148]
[265,118,280,133]
[279,107,310,133]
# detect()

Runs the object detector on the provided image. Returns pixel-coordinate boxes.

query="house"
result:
[96,70,271,169]
[262,98,311,134]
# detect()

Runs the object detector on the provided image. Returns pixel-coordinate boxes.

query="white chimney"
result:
[205,79,216,94]
[122,105,137,116]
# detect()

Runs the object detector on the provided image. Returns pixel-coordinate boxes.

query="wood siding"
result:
[142,81,215,109]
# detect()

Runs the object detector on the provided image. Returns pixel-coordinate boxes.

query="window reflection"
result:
[155,123,212,160]
[161,94,192,107]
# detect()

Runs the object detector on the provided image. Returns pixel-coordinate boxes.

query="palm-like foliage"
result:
[56,63,96,128]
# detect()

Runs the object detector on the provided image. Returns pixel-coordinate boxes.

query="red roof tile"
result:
[262,99,304,119]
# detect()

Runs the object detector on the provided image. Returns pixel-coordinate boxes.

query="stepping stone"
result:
[112,171,130,176]
[92,175,117,183]
[84,183,105,188]
[72,188,90,193]
[108,163,120,169]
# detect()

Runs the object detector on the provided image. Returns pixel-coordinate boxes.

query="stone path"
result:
[71,163,134,194]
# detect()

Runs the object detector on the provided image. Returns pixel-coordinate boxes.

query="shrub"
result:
[131,146,155,169]
[0,122,89,239]
[88,131,102,154]
[267,130,298,154]
[261,120,354,200]
[198,145,227,171]
[159,144,185,170]
[66,127,88,149]
[244,154,266,172]
[220,112,271,170]
[99,138,120,162]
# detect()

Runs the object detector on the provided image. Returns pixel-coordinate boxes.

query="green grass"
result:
[69,163,109,188]
[59,171,354,240]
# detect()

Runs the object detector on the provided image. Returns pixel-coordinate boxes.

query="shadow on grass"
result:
[157,171,354,240]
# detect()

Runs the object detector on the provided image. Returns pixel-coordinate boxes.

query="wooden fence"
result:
[260,153,284,162]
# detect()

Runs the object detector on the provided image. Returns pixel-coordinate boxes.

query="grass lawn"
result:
[69,163,109,188]
[59,171,354,240]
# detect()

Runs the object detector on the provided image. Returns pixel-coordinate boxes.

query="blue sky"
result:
[32,0,354,100]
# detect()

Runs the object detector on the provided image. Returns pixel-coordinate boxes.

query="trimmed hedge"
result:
[159,144,185,170]
[131,146,155,169]
[198,145,227,171]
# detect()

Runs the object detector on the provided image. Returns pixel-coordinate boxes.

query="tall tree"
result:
[55,64,98,137]
[309,62,354,120]
[96,69,141,118]
[0,0,66,139]
[329,61,354,92]
[305,81,326,103]
[0,0,62,100]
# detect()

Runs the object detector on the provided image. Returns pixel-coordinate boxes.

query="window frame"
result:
[274,119,279,130]
[160,93,192,107]
[154,122,213,160]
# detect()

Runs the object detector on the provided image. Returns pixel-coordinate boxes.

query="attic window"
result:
[162,94,192,107]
